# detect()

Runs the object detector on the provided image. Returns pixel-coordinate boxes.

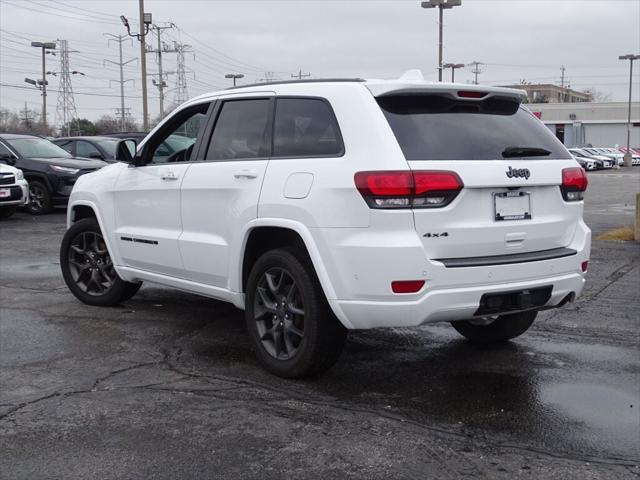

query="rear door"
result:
[376,92,581,259]
[179,95,274,288]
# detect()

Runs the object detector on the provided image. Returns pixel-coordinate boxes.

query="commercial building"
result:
[502,83,593,103]
[527,101,640,148]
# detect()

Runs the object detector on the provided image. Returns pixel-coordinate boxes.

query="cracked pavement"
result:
[1,169,639,479]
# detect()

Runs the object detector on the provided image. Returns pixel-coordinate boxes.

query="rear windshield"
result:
[377,94,569,161]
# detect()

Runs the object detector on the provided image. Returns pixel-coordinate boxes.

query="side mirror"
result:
[115,139,138,164]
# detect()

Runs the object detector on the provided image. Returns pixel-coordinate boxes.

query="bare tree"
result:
[586,89,612,103]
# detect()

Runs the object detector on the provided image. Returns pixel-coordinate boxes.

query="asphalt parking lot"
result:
[1,168,639,479]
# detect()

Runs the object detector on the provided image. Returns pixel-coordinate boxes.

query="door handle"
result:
[161,171,178,181]
[234,170,258,179]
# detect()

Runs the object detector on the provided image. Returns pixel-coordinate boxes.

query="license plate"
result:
[0,188,10,198]
[494,191,531,221]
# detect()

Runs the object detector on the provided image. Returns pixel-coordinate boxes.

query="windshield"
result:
[6,137,73,159]
[377,94,569,161]
[95,139,119,158]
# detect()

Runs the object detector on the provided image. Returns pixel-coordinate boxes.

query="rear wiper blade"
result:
[502,146,552,158]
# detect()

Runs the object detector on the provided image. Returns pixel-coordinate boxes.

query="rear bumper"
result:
[334,271,585,329]
[314,219,590,329]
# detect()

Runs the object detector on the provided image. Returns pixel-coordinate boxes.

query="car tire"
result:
[27,180,52,215]
[60,218,142,306]
[451,310,537,343]
[245,247,347,378]
[0,206,16,219]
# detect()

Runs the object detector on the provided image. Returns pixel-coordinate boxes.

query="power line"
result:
[1,83,159,99]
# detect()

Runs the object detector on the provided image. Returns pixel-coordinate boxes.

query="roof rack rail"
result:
[225,78,366,90]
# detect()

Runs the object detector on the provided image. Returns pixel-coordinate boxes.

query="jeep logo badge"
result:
[506,166,531,179]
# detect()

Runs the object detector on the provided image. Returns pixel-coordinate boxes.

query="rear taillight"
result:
[354,170,463,209]
[561,167,588,201]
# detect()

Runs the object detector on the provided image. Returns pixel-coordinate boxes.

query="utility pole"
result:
[104,34,137,132]
[291,69,310,80]
[560,65,567,103]
[619,54,640,167]
[54,40,80,136]
[469,60,484,85]
[421,0,462,82]
[30,41,56,129]
[120,2,152,131]
[148,23,174,120]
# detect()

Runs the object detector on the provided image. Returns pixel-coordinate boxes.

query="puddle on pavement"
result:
[541,383,639,441]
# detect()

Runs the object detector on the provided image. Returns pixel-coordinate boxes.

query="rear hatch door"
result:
[375,89,582,260]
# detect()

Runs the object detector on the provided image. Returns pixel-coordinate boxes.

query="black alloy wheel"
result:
[254,267,305,360]
[60,218,142,306]
[245,248,347,378]
[67,231,117,296]
[27,181,52,215]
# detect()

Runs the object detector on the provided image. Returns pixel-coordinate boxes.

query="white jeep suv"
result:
[60,75,590,378]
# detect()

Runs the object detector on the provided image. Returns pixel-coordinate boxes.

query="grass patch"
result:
[596,227,635,241]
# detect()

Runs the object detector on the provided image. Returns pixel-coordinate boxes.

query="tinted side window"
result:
[54,140,74,154]
[273,98,343,157]
[205,99,270,161]
[76,141,101,158]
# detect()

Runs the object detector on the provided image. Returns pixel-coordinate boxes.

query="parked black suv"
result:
[0,133,107,214]
[52,136,121,162]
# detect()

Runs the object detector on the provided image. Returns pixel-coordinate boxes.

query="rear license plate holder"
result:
[0,188,10,198]
[494,191,531,221]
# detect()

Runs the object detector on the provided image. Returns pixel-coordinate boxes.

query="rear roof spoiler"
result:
[365,74,527,102]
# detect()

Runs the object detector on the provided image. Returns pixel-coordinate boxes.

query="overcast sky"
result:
[1,0,639,125]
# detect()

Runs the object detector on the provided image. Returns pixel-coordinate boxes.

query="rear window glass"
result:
[273,98,343,157]
[377,95,569,161]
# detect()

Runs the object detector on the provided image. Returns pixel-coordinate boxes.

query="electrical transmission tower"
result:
[469,61,484,85]
[55,40,79,136]
[104,34,137,131]
[171,42,193,105]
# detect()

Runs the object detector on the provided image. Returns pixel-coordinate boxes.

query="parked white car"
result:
[584,147,624,166]
[0,163,28,218]
[569,148,613,169]
[60,74,591,377]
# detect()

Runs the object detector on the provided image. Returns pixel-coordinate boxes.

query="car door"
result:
[179,95,274,289]
[112,102,212,278]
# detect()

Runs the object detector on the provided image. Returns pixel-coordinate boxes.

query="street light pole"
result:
[619,54,639,167]
[225,73,244,87]
[30,41,56,129]
[421,0,462,82]
[443,62,465,82]
[120,3,152,131]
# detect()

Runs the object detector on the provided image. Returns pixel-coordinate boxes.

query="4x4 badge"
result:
[506,166,531,179]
